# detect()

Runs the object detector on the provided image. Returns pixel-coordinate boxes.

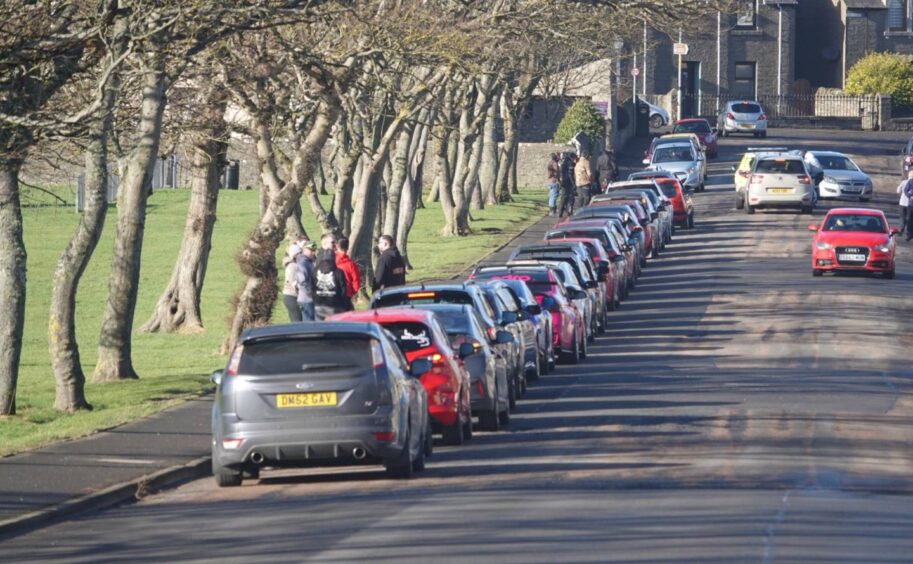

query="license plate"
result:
[838,254,866,262]
[768,188,791,193]
[739,124,754,129]
[276,392,337,408]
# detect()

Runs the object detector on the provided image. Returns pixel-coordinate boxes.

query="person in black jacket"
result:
[372,235,406,292]
[313,250,348,320]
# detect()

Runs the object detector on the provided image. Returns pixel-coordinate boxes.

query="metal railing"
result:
[679,93,879,121]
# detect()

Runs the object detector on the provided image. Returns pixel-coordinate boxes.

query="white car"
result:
[802,151,873,202]
[718,100,768,138]
[745,155,815,215]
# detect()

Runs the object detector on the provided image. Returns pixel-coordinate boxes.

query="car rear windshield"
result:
[673,121,710,134]
[374,290,473,307]
[822,214,886,233]
[755,159,805,174]
[238,337,372,375]
[432,310,472,335]
[383,322,434,353]
[653,146,693,163]
[731,103,761,114]
[657,182,678,198]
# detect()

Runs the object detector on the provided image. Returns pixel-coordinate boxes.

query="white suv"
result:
[745,155,816,215]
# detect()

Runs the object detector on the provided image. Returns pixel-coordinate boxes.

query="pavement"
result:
[3,128,913,561]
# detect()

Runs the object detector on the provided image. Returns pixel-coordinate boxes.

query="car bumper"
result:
[723,120,767,133]
[818,181,873,200]
[813,250,894,272]
[748,190,814,207]
[213,412,403,467]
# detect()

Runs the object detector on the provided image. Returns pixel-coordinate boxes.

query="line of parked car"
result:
[208,169,698,487]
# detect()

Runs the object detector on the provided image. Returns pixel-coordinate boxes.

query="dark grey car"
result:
[210,322,431,487]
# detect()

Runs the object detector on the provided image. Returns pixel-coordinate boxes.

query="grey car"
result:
[802,150,873,202]
[210,322,431,487]
[646,142,706,192]
[717,100,768,138]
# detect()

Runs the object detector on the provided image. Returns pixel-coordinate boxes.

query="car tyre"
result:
[812,269,823,277]
[463,403,474,440]
[479,405,500,432]
[213,459,242,488]
[508,374,517,409]
[579,331,588,360]
[649,114,664,129]
[526,352,540,382]
[442,409,464,445]
[561,332,580,365]
[735,194,744,209]
[423,418,434,456]
[385,431,415,479]
[746,201,755,215]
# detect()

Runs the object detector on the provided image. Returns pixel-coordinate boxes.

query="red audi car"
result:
[672,118,718,157]
[328,308,473,444]
[808,208,898,278]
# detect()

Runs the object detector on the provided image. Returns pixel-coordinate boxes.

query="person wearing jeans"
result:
[898,171,912,234]
[547,153,560,215]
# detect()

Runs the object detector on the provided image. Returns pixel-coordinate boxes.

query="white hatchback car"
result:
[802,151,873,202]
[745,155,816,215]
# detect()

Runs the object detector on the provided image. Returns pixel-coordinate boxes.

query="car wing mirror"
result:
[211,370,224,387]
[495,330,515,344]
[891,227,900,235]
[458,342,475,359]
[807,224,818,232]
[526,304,542,316]
[642,158,650,166]
[409,358,432,377]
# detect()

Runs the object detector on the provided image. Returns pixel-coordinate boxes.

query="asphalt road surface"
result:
[5,129,913,562]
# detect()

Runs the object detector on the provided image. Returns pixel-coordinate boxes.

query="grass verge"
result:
[1,188,545,456]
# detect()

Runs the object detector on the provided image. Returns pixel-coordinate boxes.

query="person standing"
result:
[903,171,913,241]
[373,235,406,292]
[335,237,361,310]
[282,243,303,322]
[313,251,348,320]
[898,170,912,235]
[296,240,317,321]
[574,152,593,209]
[547,153,560,216]
[558,152,577,217]
[596,148,617,193]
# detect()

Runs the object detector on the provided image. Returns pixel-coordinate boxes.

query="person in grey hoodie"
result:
[282,243,303,322]
[296,240,317,320]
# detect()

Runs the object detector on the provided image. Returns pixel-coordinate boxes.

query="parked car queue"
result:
[207,168,701,487]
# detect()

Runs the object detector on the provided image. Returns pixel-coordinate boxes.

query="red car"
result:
[655,177,694,229]
[542,236,620,311]
[672,118,718,157]
[808,208,898,278]
[328,308,473,444]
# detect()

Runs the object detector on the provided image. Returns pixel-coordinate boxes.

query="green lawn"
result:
[1,186,546,455]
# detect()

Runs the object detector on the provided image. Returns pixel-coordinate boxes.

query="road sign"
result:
[631,68,640,77]
[673,42,689,56]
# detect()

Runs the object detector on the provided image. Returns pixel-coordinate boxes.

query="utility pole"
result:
[677,27,683,122]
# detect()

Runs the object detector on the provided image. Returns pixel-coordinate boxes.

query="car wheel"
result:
[735,194,744,209]
[442,411,464,446]
[561,332,580,364]
[479,404,500,432]
[606,294,616,312]
[213,459,242,488]
[649,114,664,129]
[687,212,695,229]
[548,345,556,372]
[746,202,755,215]
[579,331,588,360]
[508,374,517,409]
[462,402,473,440]
[812,269,823,277]
[242,464,260,481]
[498,401,511,426]
[384,430,415,479]
[526,352,540,382]
[423,419,434,457]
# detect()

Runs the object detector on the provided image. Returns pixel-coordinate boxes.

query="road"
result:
[4,129,913,562]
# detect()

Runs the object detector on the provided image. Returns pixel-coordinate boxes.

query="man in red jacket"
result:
[335,237,361,310]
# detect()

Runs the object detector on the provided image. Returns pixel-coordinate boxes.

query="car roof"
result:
[654,142,694,149]
[675,118,709,124]
[824,207,884,217]
[662,133,700,139]
[608,180,657,189]
[241,321,381,343]
[330,307,437,325]
[806,150,847,158]
[727,100,761,105]
[376,282,471,294]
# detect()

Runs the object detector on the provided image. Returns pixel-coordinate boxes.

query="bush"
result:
[845,51,913,107]
[554,99,605,148]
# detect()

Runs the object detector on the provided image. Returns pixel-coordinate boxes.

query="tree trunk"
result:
[383,126,413,239]
[480,89,500,206]
[225,97,340,352]
[0,159,26,415]
[495,92,516,203]
[93,49,168,382]
[397,108,434,268]
[140,84,228,334]
[510,141,520,194]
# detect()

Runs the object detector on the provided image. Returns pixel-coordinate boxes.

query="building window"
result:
[888,0,908,31]
[736,0,757,29]
[733,62,756,99]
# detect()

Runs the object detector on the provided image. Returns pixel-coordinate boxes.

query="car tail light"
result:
[371,339,385,368]
[726,112,735,120]
[407,291,436,299]
[750,174,764,184]
[222,438,243,449]
[798,175,811,184]
[758,113,766,121]
[374,432,394,442]
[475,380,486,397]
[225,345,243,376]
[486,326,498,341]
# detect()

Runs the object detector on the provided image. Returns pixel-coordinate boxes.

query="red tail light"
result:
[475,380,486,397]
[427,352,444,365]
[225,345,243,376]
[726,112,735,120]
[486,326,498,341]
[750,174,764,184]
[798,175,811,184]
[374,432,395,442]
[371,340,385,368]
[758,113,767,121]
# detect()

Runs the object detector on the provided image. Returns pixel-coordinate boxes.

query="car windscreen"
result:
[382,322,434,353]
[238,337,372,375]
[822,214,886,233]
[755,159,805,174]
[731,103,761,114]
[673,122,710,134]
[374,290,473,307]
[817,156,858,171]
[653,146,693,163]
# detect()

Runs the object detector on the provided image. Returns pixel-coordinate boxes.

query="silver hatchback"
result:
[210,322,431,486]
[718,100,768,138]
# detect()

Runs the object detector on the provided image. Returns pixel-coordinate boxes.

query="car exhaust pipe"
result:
[250,451,265,465]
[352,447,367,460]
